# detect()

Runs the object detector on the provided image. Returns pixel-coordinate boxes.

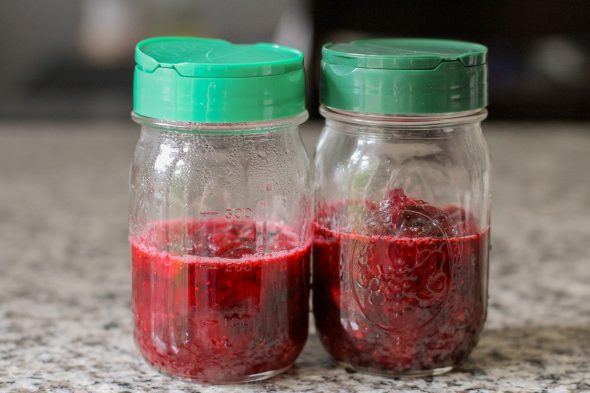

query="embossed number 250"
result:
[225,207,253,220]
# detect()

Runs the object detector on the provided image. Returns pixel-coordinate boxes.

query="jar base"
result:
[145,360,292,385]
[228,365,292,384]
[337,362,453,378]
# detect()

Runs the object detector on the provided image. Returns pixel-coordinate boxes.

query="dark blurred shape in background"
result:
[0,0,588,121]
[310,0,590,120]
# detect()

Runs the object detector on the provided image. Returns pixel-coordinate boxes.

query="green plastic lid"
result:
[321,38,488,115]
[133,36,306,123]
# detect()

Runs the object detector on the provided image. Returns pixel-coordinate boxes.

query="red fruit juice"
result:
[313,189,489,375]
[131,219,310,383]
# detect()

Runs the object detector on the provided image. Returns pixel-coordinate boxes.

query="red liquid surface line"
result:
[131,219,311,383]
[313,189,489,374]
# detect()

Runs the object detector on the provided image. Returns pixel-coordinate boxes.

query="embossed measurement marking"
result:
[199,211,221,216]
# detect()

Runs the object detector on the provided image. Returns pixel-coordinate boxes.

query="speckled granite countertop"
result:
[1,122,589,393]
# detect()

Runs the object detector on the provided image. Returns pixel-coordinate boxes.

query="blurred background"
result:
[0,0,589,121]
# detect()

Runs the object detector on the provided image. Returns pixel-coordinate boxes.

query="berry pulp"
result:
[132,219,311,383]
[313,190,489,375]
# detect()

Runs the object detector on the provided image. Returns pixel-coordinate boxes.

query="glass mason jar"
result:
[313,39,491,377]
[129,37,311,383]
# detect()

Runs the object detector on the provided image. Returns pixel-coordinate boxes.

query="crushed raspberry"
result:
[313,189,489,374]
[132,219,310,382]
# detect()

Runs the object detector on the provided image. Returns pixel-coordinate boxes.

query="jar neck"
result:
[132,111,308,134]
[320,105,487,129]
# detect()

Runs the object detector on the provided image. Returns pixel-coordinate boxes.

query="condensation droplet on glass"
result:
[369,291,386,306]
[369,277,381,292]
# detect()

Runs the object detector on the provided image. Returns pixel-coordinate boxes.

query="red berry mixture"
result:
[131,219,310,383]
[313,189,489,374]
